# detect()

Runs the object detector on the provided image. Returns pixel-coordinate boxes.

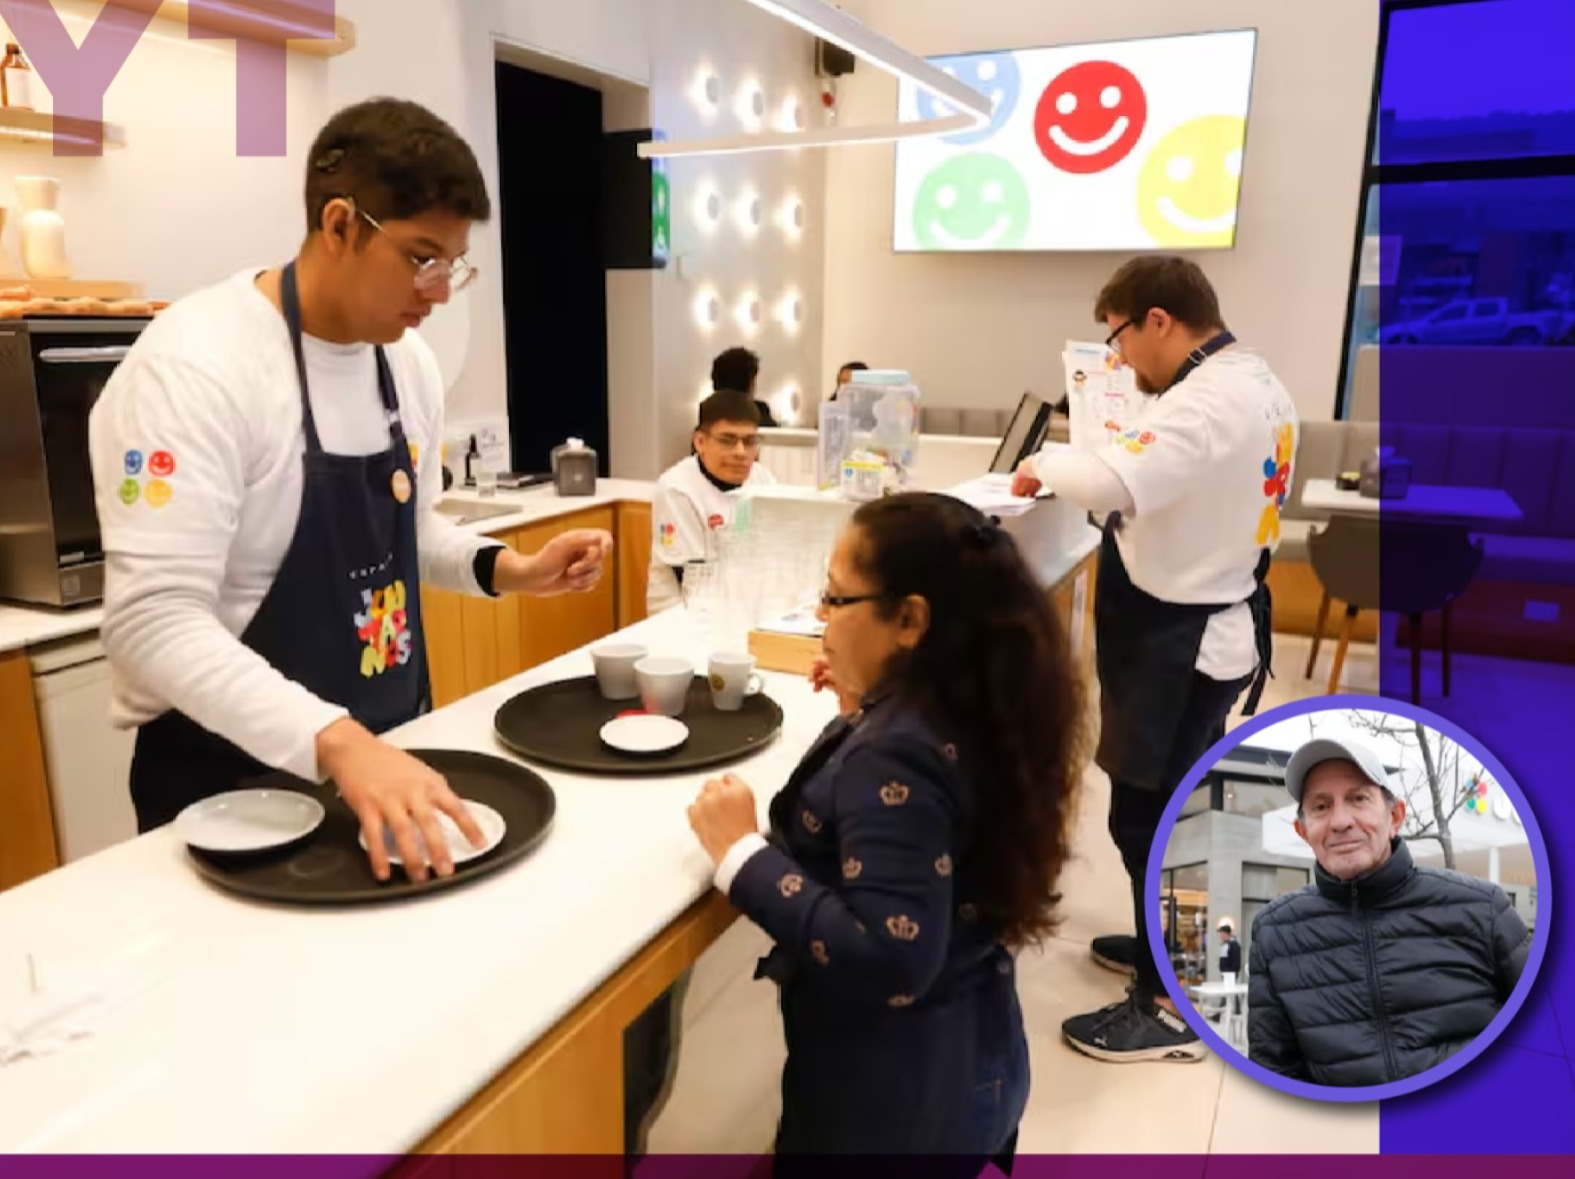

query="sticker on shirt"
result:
[1115,428,1158,456]
[659,522,678,549]
[118,478,140,506]
[145,479,173,509]
[355,579,414,678]
[707,513,725,530]
[148,450,176,479]
[408,440,420,469]
[123,450,144,477]
[1256,423,1295,545]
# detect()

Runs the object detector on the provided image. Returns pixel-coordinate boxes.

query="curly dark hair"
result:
[305,98,491,232]
[849,492,1090,949]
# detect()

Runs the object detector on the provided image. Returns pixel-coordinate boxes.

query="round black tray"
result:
[185,749,557,906]
[493,675,784,775]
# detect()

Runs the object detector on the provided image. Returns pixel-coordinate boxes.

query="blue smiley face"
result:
[124,449,144,477]
[916,51,1022,145]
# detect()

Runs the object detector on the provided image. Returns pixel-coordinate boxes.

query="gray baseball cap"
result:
[1283,737,1392,802]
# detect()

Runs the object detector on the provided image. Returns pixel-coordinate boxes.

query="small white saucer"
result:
[175,790,326,854]
[358,801,507,867]
[600,714,689,755]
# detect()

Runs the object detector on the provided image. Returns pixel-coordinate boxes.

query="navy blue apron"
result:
[1093,331,1274,795]
[127,262,430,831]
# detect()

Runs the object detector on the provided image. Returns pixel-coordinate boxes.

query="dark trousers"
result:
[1109,671,1249,1003]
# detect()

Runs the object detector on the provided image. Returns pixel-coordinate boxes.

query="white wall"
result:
[820,0,1380,422]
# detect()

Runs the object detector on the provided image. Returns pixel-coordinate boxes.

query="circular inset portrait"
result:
[1145,695,1550,1103]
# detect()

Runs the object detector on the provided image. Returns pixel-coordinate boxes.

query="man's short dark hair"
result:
[1094,255,1226,332]
[840,361,869,375]
[697,391,761,430]
[711,347,761,395]
[306,98,492,231]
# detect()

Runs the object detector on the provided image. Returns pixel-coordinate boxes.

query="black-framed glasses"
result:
[819,590,882,609]
[353,202,478,294]
[1105,319,1134,353]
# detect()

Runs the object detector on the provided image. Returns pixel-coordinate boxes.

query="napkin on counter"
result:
[0,988,105,1065]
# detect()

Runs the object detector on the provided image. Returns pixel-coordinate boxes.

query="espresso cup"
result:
[636,656,694,717]
[708,652,764,712]
[592,642,647,701]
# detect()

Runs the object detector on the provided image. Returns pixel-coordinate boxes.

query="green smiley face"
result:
[118,478,140,506]
[913,154,1031,250]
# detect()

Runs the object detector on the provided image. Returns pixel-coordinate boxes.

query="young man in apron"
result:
[89,98,611,881]
[1014,255,1297,1062]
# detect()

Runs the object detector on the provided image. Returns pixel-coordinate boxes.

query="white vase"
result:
[16,176,70,281]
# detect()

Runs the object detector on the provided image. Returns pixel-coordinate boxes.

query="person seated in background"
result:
[711,344,778,427]
[686,493,1090,1170]
[829,360,869,401]
[646,390,778,614]
[1249,735,1531,1087]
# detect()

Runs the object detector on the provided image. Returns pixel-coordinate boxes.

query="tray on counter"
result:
[493,675,783,775]
[185,749,556,906]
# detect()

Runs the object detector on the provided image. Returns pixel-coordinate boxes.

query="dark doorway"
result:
[494,61,611,475]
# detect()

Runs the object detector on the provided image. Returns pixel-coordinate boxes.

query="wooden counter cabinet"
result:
[0,650,60,891]
[423,504,644,707]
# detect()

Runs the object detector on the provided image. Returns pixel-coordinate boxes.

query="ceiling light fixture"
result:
[639,0,990,158]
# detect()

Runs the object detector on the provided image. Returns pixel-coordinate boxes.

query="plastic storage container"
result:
[551,437,598,497]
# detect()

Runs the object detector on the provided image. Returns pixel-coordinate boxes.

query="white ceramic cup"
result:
[636,656,694,717]
[708,652,764,712]
[592,642,647,701]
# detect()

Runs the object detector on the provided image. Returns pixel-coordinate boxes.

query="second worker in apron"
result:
[1014,254,1298,1062]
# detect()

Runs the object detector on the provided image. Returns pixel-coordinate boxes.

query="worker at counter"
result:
[1012,255,1298,1063]
[646,386,777,613]
[88,98,611,881]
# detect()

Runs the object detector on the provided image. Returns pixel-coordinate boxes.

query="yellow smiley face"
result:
[1136,115,1246,248]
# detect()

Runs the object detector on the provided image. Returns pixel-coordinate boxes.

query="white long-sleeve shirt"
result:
[88,268,500,783]
[1031,349,1299,681]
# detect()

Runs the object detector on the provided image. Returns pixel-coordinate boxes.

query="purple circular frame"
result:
[1143,692,1553,1104]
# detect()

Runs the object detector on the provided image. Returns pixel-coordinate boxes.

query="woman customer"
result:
[688,492,1089,1171]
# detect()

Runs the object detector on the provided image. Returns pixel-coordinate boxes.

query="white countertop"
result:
[0,480,657,658]
[0,605,837,1156]
[1300,478,1523,524]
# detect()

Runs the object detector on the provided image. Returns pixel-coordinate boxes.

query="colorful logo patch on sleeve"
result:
[354,580,414,678]
[144,479,173,509]
[408,441,420,468]
[707,513,725,530]
[659,522,677,549]
[148,451,176,479]
[123,450,144,477]
[118,478,140,506]
[1116,428,1158,456]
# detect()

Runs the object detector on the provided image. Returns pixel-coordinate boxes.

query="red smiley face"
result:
[148,450,176,478]
[1034,61,1148,174]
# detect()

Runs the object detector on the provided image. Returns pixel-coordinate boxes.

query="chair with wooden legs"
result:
[1306,514,1485,701]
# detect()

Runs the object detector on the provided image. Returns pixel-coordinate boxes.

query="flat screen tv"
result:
[892,29,1259,254]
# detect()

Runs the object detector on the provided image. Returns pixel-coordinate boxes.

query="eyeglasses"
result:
[355,205,478,295]
[1105,319,1134,355]
[819,590,882,609]
[707,432,762,452]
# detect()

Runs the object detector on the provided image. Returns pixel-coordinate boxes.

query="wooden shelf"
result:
[2,279,147,299]
[101,0,357,57]
[0,108,127,151]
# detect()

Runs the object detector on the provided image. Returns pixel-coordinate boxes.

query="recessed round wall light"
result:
[692,67,722,113]
[775,290,803,334]
[736,80,766,131]
[776,381,803,426]
[734,292,763,334]
[777,95,804,133]
[693,184,723,231]
[777,195,805,240]
[694,288,722,331]
[734,189,763,236]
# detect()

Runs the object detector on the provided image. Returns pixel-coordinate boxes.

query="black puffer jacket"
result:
[1248,838,1531,1087]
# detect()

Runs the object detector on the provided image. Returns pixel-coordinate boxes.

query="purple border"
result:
[1142,692,1554,1104]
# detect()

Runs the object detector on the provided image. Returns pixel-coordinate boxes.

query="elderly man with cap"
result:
[1247,735,1531,1087]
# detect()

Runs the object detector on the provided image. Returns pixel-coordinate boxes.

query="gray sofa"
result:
[1281,419,1575,586]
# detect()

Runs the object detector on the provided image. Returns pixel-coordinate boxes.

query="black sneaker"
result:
[1062,993,1208,1063]
[1090,934,1138,977]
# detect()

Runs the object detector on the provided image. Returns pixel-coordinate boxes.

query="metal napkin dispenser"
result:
[1359,448,1411,500]
[550,437,598,496]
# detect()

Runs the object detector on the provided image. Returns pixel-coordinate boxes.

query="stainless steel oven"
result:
[0,317,150,607]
